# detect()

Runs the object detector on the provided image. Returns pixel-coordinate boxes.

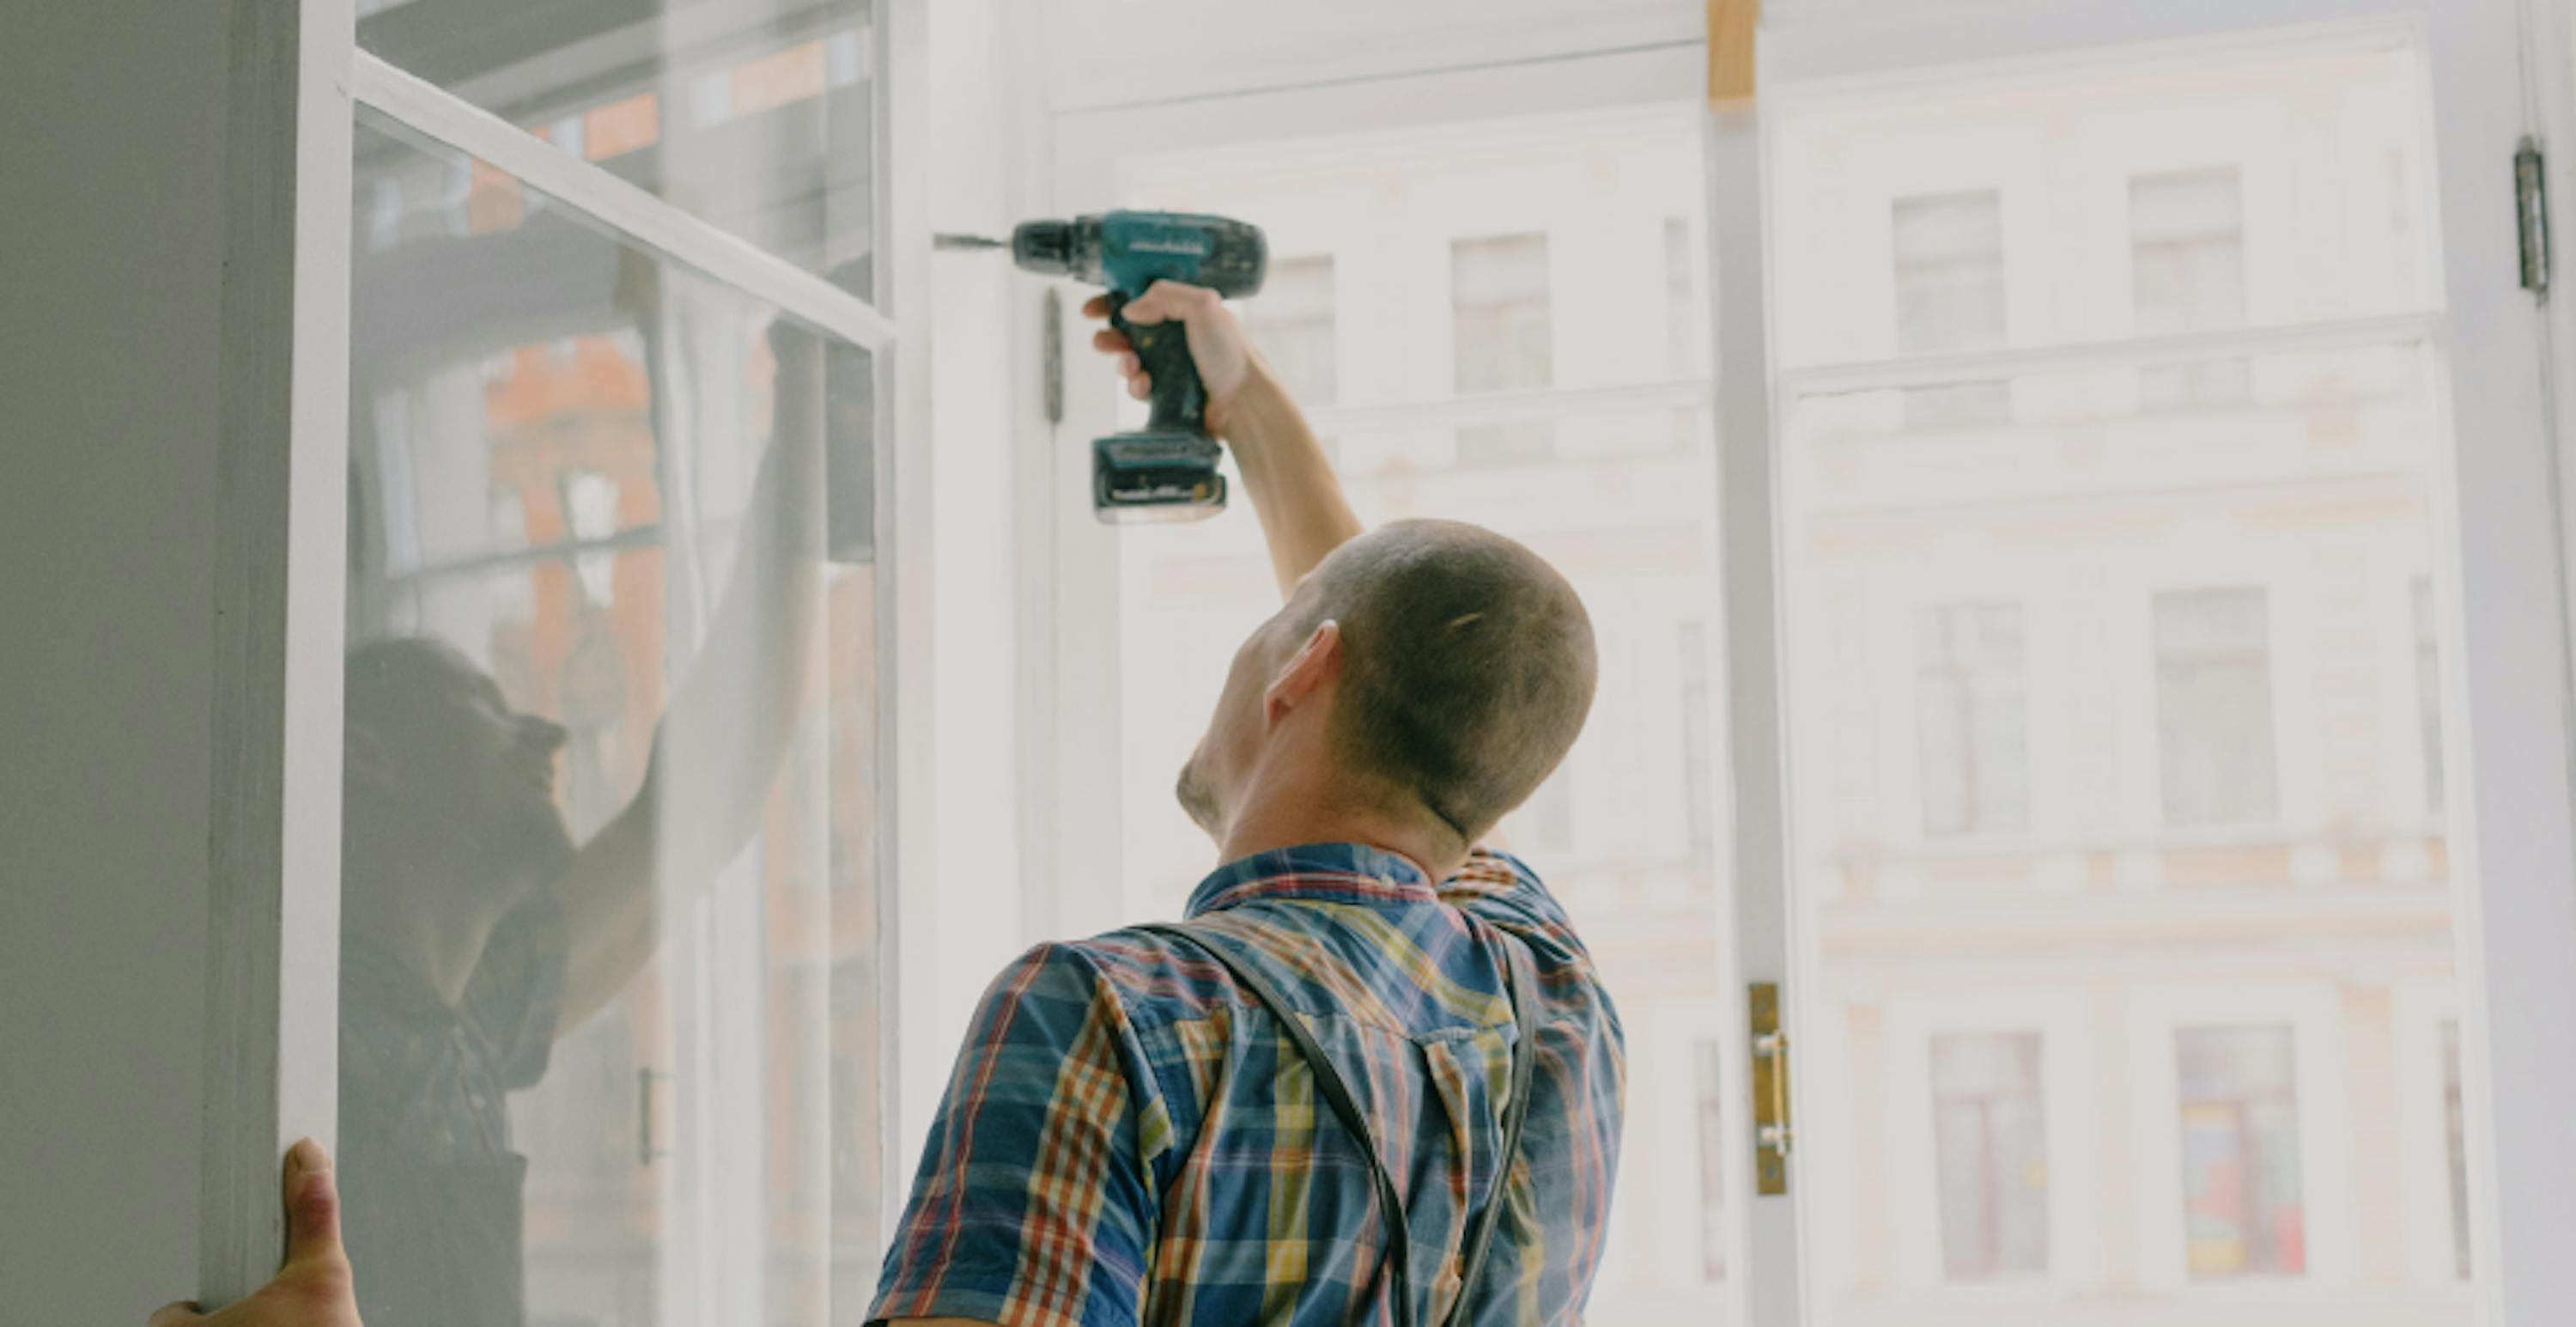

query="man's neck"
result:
[1218,788,1461,886]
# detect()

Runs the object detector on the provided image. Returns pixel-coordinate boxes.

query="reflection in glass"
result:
[358,0,878,292]
[342,116,883,1327]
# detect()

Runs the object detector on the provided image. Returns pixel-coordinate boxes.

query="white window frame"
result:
[204,0,933,1303]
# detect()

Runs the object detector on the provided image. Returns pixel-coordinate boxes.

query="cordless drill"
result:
[951,212,1268,522]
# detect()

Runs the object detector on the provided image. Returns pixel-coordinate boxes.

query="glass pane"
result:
[342,113,886,1327]
[1781,336,2466,1318]
[1772,40,2433,367]
[359,0,878,294]
[1114,107,1728,1323]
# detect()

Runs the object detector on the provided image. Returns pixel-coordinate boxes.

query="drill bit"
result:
[933,233,1008,251]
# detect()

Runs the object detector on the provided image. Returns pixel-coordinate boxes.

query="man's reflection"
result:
[338,638,577,1327]
[334,323,827,1327]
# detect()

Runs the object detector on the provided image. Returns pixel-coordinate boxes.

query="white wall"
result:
[0,4,237,1321]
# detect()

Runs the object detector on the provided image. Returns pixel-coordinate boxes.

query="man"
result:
[866,281,1623,1326]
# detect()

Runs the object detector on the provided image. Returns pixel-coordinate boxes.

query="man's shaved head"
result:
[1182,520,1597,853]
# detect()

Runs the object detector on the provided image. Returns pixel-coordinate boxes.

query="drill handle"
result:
[1108,291,1210,437]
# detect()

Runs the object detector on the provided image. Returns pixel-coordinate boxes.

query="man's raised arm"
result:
[1088,280,1363,597]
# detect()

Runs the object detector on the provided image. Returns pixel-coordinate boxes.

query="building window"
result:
[1243,254,1338,408]
[1693,1037,1728,1283]
[1453,233,1555,465]
[1892,189,2009,426]
[1929,1032,2051,1280]
[1916,602,2031,837]
[1680,621,1716,858]
[2415,577,2446,816]
[1666,216,1704,380]
[2443,1018,2470,1280]
[2176,1025,2306,1279]
[1453,232,1552,393]
[2129,167,2251,407]
[2154,587,2280,827]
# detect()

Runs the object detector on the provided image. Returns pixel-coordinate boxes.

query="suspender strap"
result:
[1452,934,1540,1324]
[1137,922,1540,1327]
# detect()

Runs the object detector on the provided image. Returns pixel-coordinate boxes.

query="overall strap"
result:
[1446,927,1540,1327]
[1135,922,1536,1327]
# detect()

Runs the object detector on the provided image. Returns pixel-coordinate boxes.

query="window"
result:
[1668,216,1705,380]
[2444,1019,2470,1280]
[2154,588,2280,826]
[1680,621,1716,857]
[1243,254,1338,407]
[1915,603,2031,837]
[1694,1037,1729,1282]
[1892,190,2010,426]
[1454,233,1557,464]
[2131,167,2253,406]
[1454,232,1553,392]
[1929,1032,2050,1280]
[2175,1026,2306,1279]
[2416,577,2446,816]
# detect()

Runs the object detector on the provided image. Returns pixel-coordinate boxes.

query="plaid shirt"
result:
[869,843,1625,1327]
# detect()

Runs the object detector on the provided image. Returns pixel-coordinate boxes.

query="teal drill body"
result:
[1009,210,1268,522]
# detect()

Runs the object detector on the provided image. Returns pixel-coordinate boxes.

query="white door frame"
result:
[1734,1,2576,1323]
[203,0,933,1305]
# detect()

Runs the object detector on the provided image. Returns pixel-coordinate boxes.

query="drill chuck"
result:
[1009,219,1079,277]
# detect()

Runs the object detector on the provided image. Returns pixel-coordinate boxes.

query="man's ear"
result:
[1264,620,1342,724]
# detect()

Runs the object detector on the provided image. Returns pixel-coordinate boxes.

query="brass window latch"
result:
[1751,983,1793,1196]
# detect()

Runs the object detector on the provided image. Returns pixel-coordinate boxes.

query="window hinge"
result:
[2518,136,2551,299]
[1750,982,1793,1196]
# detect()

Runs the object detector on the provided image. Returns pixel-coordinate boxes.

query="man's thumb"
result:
[280,1138,345,1268]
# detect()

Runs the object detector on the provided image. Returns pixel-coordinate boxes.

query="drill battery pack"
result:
[1093,431,1228,522]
